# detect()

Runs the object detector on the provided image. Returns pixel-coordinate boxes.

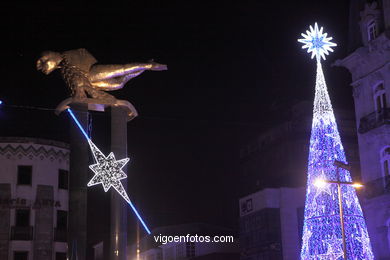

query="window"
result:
[367,20,377,41]
[56,252,67,260]
[297,207,305,247]
[186,242,195,257]
[382,147,390,190]
[57,210,68,230]
[14,251,28,260]
[374,83,386,113]
[381,147,390,180]
[176,243,185,258]
[58,169,69,189]
[165,247,174,260]
[15,209,30,227]
[387,219,390,251]
[241,198,253,214]
[17,166,32,185]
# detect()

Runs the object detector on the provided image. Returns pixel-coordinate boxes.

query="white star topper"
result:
[298,22,337,60]
[87,139,130,201]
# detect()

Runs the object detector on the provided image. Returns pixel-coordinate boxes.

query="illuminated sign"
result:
[0,198,61,209]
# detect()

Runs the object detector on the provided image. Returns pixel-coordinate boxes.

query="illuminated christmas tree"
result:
[298,23,374,259]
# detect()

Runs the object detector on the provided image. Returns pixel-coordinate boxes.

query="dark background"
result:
[0,0,353,240]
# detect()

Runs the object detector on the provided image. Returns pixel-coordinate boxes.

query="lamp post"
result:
[314,160,363,260]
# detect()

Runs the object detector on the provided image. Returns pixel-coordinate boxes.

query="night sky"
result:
[0,0,353,238]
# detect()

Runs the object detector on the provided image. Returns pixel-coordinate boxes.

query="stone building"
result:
[239,187,305,260]
[335,0,390,258]
[0,137,69,260]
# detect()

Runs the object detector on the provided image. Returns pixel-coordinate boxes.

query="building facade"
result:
[159,239,238,260]
[336,0,390,258]
[127,223,239,260]
[239,187,305,260]
[0,137,69,260]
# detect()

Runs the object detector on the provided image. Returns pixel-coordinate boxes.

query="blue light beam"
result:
[66,108,152,235]
[125,197,151,234]
[67,108,89,140]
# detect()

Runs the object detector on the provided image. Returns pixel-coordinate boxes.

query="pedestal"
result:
[68,103,88,260]
[110,106,128,260]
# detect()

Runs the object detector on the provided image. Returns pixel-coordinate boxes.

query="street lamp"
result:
[314,160,363,260]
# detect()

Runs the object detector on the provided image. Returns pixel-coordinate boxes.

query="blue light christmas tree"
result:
[298,23,374,259]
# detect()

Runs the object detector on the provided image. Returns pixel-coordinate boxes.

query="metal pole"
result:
[110,106,128,260]
[136,221,140,260]
[68,103,88,260]
[336,166,347,260]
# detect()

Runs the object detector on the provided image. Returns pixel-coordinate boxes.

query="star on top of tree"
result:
[298,22,337,60]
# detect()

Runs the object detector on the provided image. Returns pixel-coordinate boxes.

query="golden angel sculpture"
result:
[37,48,167,119]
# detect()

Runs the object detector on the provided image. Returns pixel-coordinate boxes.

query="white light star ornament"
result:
[87,140,130,198]
[298,23,337,61]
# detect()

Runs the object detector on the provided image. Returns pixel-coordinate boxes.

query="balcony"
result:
[358,108,390,134]
[54,228,67,242]
[10,226,33,240]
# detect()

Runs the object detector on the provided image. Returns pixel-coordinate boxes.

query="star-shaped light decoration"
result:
[356,227,374,259]
[301,227,312,256]
[325,233,344,259]
[313,170,333,199]
[87,140,130,199]
[298,23,337,61]
[315,233,344,260]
